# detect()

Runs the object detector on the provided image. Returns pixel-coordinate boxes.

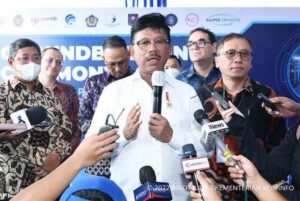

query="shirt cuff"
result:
[168,130,182,151]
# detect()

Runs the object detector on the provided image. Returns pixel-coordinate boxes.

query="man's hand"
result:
[215,101,244,123]
[188,171,222,201]
[0,124,30,141]
[263,96,300,118]
[33,152,61,177]
[123,103,142,140]
[148,113,172,143]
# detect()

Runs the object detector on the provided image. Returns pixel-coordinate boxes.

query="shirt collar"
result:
[9,77,41,90]
[186,64,197,78]
[213,76,253,95]
[132,69,176,88]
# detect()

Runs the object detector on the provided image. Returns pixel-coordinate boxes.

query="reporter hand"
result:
[70,129,119,169]
[188,171,221,201]
[215,101,244,123]
[148,113,173,143]
[123,103,142,140]
[226,155,259,187]
[0,124,30,140]
[263,96,300,118]
[33,152,61,177]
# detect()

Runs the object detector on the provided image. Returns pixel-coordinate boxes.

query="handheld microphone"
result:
[9,106,48,129]
[133,166,172,201]
[151,71,165,114]
[98,108,124,135]
[194,109,242,170]
[202,84,230,109]
[182,144,210,193]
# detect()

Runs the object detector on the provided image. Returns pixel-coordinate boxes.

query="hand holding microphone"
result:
[0,106,47,140]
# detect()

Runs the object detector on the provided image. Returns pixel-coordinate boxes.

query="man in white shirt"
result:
[86,13,204,201]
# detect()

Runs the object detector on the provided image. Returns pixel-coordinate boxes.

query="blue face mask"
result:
[15,62,41,81]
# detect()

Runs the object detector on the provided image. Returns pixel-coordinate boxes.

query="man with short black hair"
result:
[177,27,221,90]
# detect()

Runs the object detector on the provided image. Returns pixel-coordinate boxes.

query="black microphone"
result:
[194,109,242,170]
[201,84,230,109]
[134,166,172,201]
[151,71,165,114]
[182,144,210,194]
[9,106,48,129]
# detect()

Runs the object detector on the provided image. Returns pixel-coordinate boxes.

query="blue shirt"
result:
[176,64,221,92]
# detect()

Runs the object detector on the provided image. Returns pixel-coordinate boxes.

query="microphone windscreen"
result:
[151,71,165,87]
[194,109,208,124]
[139,166,156,184]
[182,143,197,158]
[26,106,47,125]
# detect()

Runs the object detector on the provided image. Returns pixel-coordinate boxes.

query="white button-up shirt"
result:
[87,70,204,201]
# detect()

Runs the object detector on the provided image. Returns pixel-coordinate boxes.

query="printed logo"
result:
[85,15,98,27]
[13,15,24,27]
[128,14,138,26]
[31,16,58,26]
[206,14,240,26]
[105,14,120,28]
[165,14,177,27]
[185,13,199,27]
[65,14,76,25]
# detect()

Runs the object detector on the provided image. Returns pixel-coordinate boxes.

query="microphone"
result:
[201,84,230,109]
[182,144,210,193]
[8,106,48,130]
[194,109,242,170]
[151,71,165,114]
[133,166,172,201]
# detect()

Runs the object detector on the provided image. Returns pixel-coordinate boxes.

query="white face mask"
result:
[165,68,180,78]
[15,62,41,81]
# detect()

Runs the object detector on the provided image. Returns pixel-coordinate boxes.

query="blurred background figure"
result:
[39,47,80,152]
[164,54,182,78]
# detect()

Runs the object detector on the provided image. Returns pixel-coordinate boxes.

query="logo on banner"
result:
[125,0,167,7]
[85,15,98,27]
[31,16,58,26]
[128,14,138,26]
[105,14,120,28]
[185,13,199,27]
[165,14,177,27]
[65,14,76,25]
[206,14,240,26]
[13,15,24,27]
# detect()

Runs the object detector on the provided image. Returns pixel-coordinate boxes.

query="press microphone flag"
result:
[134,166,172,201]
[10,106,48,129]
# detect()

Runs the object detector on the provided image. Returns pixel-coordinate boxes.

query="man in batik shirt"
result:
[0,38,72,200]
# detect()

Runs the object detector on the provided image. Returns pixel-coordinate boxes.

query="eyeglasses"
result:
[105,60,127,69]
[14,55,41,64]
[134,39,169,51]
[44,57,63,66]
[217,49,253,61]
[186,39,212,49]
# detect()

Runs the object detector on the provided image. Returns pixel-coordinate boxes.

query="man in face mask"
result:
[0,38,72,200]
[164,54,182,78]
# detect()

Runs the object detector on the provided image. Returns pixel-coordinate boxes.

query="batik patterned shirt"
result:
[0,78,72,200]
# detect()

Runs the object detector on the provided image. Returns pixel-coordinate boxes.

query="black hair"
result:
[9,38,41,58]
[103,35,127,51]
[130,13,171,44]
[72,189,113,201]
[188,27,216,43]
[169,54,181,66]
[216,33,252,54]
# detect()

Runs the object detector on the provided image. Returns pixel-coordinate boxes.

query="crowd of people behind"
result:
[0,12,299,201]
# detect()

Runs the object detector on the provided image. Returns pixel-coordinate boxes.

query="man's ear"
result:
[7,57,14,68]
[129,45,134,57]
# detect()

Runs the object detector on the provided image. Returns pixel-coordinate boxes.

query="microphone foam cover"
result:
[26,106,48,125]
[182,143,197,158]
[194,109,208,124]
[139,166,156,184]
[151,71,165,87]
